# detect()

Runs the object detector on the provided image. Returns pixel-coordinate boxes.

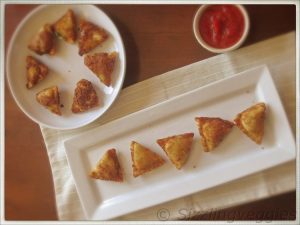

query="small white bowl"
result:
[193,4,250,53]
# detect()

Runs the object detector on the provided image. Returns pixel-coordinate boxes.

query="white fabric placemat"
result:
[40,31,296,220]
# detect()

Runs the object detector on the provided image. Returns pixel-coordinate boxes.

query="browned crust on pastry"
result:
[89,148,123,182]
[71,79,99,113]
[84,52,117,86]
[28,24,56,55]
[234,103,266,144]
[195,117,234,151]
[157,133,194,169]
[26,56,49,89]
[130,141,165,177]
[53,9,77,44]
[78,19,108,55]
[36,86,61,115]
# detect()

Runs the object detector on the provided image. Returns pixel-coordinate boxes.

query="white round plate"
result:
[6,5,126,130]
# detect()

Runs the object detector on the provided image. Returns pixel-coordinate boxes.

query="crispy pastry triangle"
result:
[71,79,99,113]
[89,149,123,182]
[157,133,194,169]
[53,9,76,44]
[234,103,266,144]
[28,24,56,55]
[130,141,165,177]
[84,52,117,86]
[78,20,108,55]
[195,117,234,151]
[26,56,49,89]
[36,86,61,115]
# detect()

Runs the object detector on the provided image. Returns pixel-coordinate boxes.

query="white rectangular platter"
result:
[64,65,295,220]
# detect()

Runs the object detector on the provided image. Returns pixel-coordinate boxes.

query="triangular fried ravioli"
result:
[130,141,165,177]
[195,117,234,151]
[89,149,123,182]
[72,79,99,113]
[26,56,49,89]
[234,103,266,144]
[78,20,108,55]
[28,24,56,55]
[157,133,194,169]
[36,86,61,115]
[84,52,117,86]
[53,9,76,44]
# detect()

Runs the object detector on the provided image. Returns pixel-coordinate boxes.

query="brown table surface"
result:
[5,4,296,221]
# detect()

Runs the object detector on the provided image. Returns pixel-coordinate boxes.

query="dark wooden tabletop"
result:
[5,4,296,220]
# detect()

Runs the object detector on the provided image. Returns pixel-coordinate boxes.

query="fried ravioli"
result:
[84,52,117,86]
[89,148,123,182]
[78,20,108,55]
[53,9,76,44]
[28,24,56,55]
[36,86,61,115]
[195,117,234,151]
[26,56,49,89]
[71,79,99,113]
[130,141,165,177]
[157,133,194,169]
[234,103,266,144]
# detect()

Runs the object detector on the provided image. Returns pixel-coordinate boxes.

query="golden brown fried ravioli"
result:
[71,79,99,113]
[195,117,234,151]
[28,24,56,55]
[130,141,165,177]
[78,20,108,55]
[84,52,117,86]
[36,86,61,115]
[53,9,76,44]
[26,56,49,89]
[234,103,266,144]
[157,133,194,169]
[89,149,123,182]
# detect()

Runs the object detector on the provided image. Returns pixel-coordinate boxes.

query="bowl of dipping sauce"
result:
[193,4,249,53]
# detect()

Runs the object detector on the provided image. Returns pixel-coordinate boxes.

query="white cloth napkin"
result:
[40,32,296,220]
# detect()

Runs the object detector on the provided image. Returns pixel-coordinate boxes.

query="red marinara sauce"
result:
[199,5,245,49]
